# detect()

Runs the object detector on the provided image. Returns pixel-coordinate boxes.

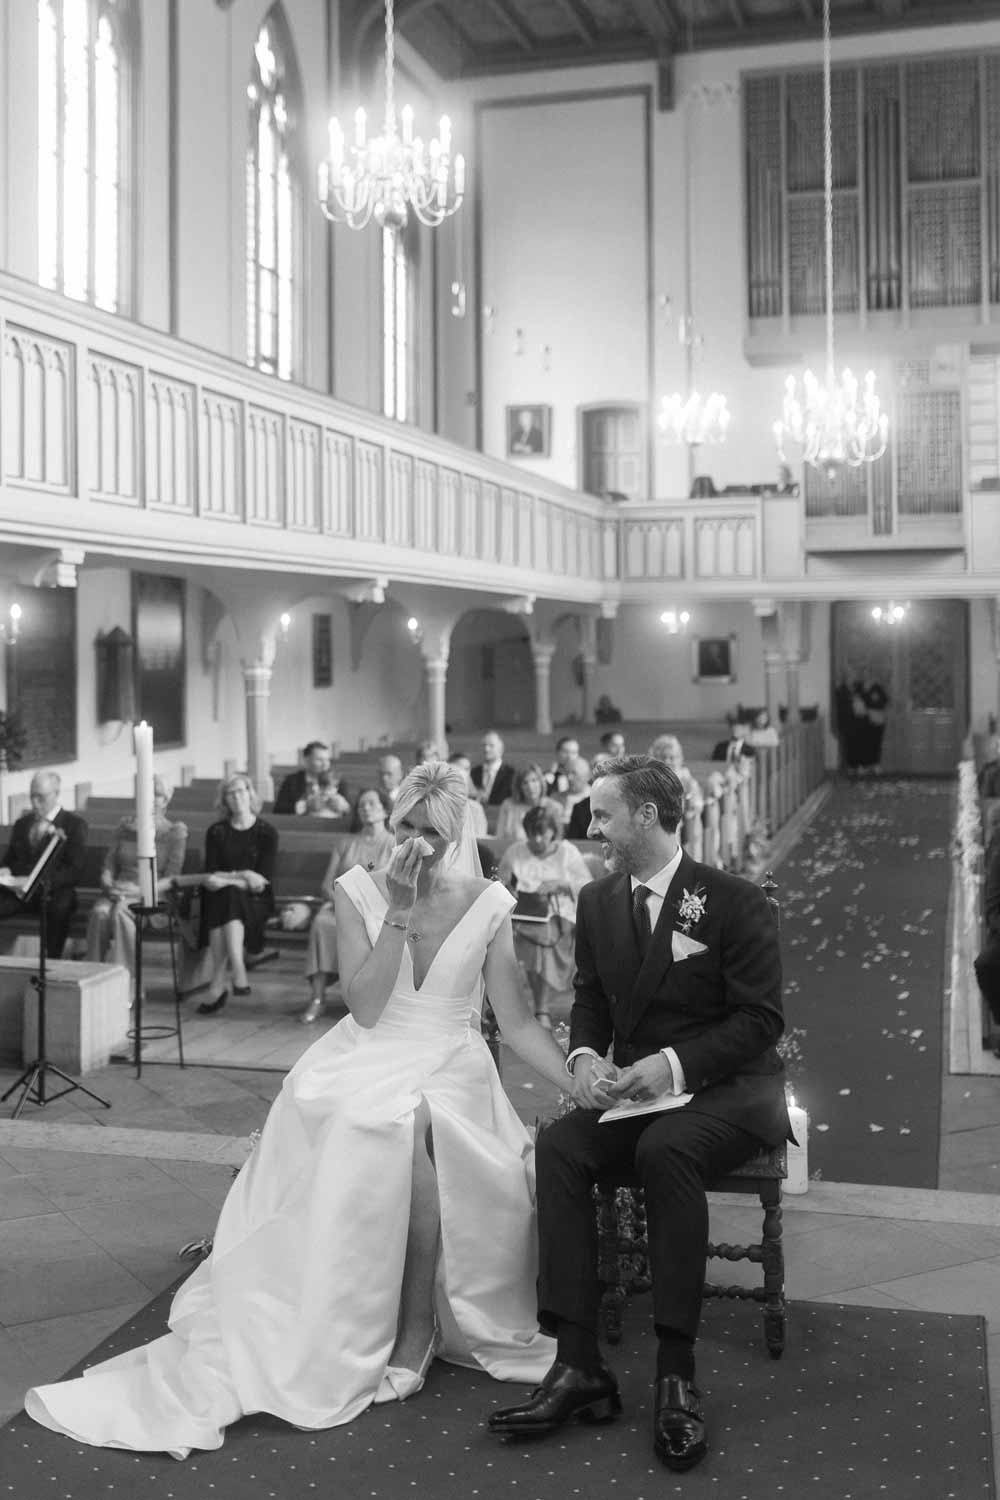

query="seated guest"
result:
[415,740,441,767]
[86,775,188,973]
[197,773,278,1015]
[495,763,564,841]
[980,737,1000,798]
[274,742,348,817]
[497,805,592,1028]
[594,692,623,724]
[565,753,615,840]
[300,788,394,1025]
[711,719,757,766]
[0,771,87,958]
[471,730,515,806]
[376,754,404,806]
[544,736,580,798]
[648,734,704,847]
[558,756,591,823]
[747,708,780,749]
[447,753,488,835]
[599,728,626,759]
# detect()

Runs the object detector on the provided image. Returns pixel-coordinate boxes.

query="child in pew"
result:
[300,787,395,1024]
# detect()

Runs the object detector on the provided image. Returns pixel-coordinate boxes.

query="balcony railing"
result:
[0,276,780,601]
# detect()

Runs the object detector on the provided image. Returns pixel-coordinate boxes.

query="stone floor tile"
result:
[7,1156,179,1211]
[0,1177,60,1221]
[941,1076,1000,1133]
[152,1159,237,1204]
[808,1286,912,1310]
[0,1212,99,1264]
[0,1250,148,1324]
[869,1256,1000,1322]
[939,1123,1000,1169]
[6,1300,146,1374]
[782,1219,1000,1301]
[0,1326,49,1424]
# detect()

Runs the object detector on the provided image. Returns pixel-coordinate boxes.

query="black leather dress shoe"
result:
[196,991,228,1015]
[653,1376,708,1471]
[488,1361,621,1436]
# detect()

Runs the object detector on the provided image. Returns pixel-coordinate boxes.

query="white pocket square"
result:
[672,931,708,962]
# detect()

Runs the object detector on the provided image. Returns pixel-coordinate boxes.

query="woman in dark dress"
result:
[198,772,278,1014]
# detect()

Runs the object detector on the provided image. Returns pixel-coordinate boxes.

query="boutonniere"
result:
[676,885,708,935]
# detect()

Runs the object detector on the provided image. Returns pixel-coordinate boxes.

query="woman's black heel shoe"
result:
[232,985,251,997]
[197,990,228,1015]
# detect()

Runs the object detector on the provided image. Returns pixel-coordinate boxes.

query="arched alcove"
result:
[447,609,533,731]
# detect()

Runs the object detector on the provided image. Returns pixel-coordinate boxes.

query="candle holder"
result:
[126,892,185,1079]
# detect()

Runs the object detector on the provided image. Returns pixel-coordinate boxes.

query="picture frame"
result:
[506,404,551,458]
[692,634,737,684]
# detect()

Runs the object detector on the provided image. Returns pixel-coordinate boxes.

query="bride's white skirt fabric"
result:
[24,997,554,1457]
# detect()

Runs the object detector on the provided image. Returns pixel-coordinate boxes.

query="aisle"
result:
[777,777,953,1189]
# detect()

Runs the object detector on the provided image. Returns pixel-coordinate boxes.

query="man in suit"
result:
[711,719,757,766]
[0,771,88,957]
[489,756,790,1472]
[470,731,515,806]
[545,736,580,798]
[273,741,349,817]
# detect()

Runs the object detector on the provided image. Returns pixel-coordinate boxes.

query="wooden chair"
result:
[594,1141,787,1357]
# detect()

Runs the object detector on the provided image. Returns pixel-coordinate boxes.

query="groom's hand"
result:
[571,1055,620,1111]
[608,1054,674,1103]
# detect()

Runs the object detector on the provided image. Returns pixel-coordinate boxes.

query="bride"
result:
[25,763,573,1457]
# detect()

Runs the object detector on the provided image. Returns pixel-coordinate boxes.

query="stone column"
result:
[423,652,449,758]
[763,649,785,729]
[578,612,598,724]
[531,642,556,736]
[242,660,274,804]
[785,654,802,722]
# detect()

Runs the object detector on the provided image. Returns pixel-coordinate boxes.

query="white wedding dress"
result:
[25,867,554,1457]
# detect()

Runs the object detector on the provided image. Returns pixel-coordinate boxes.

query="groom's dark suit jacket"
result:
[572,850,791,1148]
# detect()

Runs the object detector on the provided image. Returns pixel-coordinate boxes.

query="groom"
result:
[489,756,791,1471]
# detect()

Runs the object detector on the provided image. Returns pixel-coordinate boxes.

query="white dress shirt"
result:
[567,845,688,1095]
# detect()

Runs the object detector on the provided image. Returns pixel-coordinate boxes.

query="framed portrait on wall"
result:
[692,634,737,684]
[506,404,551,458]
[312,613,333,688]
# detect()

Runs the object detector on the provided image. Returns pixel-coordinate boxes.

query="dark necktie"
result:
[632,884,653,958]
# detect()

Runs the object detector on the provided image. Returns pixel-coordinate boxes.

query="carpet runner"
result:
[776,777,953,1188]
[1,1278,992,1499]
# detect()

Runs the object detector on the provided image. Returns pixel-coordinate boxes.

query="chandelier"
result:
[773,0,888,474]
[658,14,730,459]
[318,0,465,231]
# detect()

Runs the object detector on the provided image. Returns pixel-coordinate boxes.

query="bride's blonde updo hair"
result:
[390,762,468,845]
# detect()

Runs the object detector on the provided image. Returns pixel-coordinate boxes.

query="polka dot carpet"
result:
[1,1278,993,1499]
[775,777,953,1189]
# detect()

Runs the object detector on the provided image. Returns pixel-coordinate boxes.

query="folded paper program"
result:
[599,1090,693,1123]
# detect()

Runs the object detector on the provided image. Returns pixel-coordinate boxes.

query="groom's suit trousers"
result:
[534,1104,759,1341]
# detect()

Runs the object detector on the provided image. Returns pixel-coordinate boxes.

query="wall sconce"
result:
[871,602,908,626]
[450,280,466,318]
[660,609,691,635]
[514,327,525,357]
[483,305,496,335]
[407,615,423,646]
[541,344,552,373]
[1,603,21,645]
[279,612,292,638]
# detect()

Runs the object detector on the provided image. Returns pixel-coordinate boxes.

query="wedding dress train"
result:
[25,867,554,1457]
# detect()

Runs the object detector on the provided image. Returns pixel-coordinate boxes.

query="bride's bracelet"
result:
[382,917,410,935]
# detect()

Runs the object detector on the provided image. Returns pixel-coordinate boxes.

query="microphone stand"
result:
[1,870,111,1118]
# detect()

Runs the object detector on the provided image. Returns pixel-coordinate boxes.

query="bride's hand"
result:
[385,838,427,910]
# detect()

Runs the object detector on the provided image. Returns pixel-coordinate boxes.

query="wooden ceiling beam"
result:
[551,0,600,46]
[628,0,680,47]
[482,0,536,51]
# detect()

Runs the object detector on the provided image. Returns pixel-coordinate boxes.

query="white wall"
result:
[479,92,649,488]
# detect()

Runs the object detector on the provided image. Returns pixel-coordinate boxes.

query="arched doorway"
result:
[831,599,968,774]
[446,609,533,731]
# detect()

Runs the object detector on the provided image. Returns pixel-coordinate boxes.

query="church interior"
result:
[2,0,1000,1492]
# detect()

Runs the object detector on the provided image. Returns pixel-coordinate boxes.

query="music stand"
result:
[0,829,111,1119]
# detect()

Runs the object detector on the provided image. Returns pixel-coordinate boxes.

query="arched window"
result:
[246,7,302,381]
[382,223,419,422]
[37,0,137,313]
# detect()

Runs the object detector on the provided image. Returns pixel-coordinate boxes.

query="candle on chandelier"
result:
[785,1092,809,1194]
[439,114,452,153]
[354,107,366,147]
[455,154,465,195]
[328,118,343,173]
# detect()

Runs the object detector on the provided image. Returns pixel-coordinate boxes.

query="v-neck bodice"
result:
[336,865,516,1037]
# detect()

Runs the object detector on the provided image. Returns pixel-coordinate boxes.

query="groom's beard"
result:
[598,833,643,875]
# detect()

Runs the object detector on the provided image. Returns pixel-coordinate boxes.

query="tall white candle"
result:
[785,1092,809,1195]
[134,721,156,860]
